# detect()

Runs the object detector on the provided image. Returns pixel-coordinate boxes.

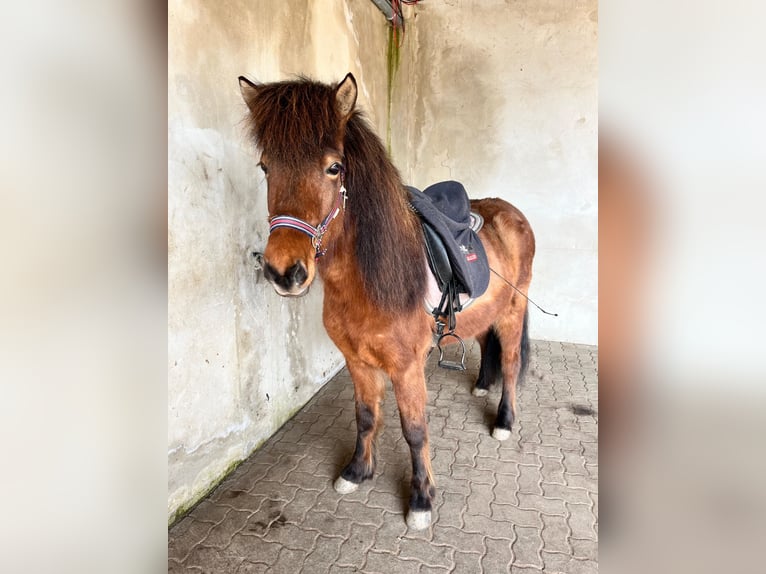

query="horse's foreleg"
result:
[391,362,435,530]
[334,360,385,494]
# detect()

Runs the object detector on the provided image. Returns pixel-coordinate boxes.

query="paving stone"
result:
[562,450,589,476]
[419,565,451,574]
[189,499,232,525]
[262,522,318,552]
[185,543,244,572]
[364,550,420,574]
[542,482,592,505]
[270,547,307,573]
[438,475,471,496]
[517,493,567,516]
[541,514,571,555]
[431,525,484,554]
[281,487,322,521]
[169,340,598,573]
[481,537,513,573]
[512,526,544,569]
[570,537,598,561]
[563,472,597,492]
[369,512,409,553]
[168,519,213,562]
[431,448,454,474]
[451,464,494,484]
[203,510,251,548]
[566,502,598,541]
[451,551,483,574]
[516,464,544,495]
[463,513,514,540]
[301,534,344,574]
[335,499,385,527]
[489,503,542,529]
[398,537,452,568]
[335,522,378,568]
[223,532,282,564]
[168,558,196,573]
[542,551,598,574]
[466,481,494,516]
[282,469,327,492]
[539,456,567,485]
[522,443,564,458]
[216,491,267,514]
[436,491,466,529]
[328,566,365,574]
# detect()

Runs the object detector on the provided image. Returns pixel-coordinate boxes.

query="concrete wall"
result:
[169,0,597,522]
[168,0,390,522]
[391,0,598,344]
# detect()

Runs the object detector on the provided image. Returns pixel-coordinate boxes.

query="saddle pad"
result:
[407,181,490,298]
[423,257,475,313]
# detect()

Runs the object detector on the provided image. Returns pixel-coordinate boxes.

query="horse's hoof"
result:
[492,427,511,441]
[406,510,432,530]
[333,476,359,494]
[472,387,489,397]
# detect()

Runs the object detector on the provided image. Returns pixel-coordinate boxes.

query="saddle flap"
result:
[421,221,452,290]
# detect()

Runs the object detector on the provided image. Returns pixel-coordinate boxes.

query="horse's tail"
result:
[519,307,530,386]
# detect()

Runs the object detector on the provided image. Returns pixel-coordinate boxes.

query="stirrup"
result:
[436,332,466,371]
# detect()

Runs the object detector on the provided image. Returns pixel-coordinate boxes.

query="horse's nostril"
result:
[263,262,279,283]
[288,261,308,286]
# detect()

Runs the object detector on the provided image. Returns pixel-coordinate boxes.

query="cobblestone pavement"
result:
[169,340,598,573]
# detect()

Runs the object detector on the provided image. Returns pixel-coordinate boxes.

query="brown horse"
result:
[239,73,535,530]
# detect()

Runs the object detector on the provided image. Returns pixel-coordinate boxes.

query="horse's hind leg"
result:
[334,360,385,494]
[473,328,502,397]
[391,360,435,530]
[492,307,530,441]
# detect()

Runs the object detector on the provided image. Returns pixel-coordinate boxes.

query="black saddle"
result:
[407,181,490,371]
[407,181,490,298]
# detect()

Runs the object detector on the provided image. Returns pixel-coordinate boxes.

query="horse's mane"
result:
[342,112,427,313]
[244,78,426,313]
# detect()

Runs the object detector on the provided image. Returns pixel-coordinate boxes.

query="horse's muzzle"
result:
[263,260,310,297]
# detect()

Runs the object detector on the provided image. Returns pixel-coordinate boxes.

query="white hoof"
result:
[472,387,489,397]
[492,427,511,441]
[406,510,432,530]
[333,476,359,494]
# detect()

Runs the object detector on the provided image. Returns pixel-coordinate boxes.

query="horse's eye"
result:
[326,162,342,176]
[259,162,268,175]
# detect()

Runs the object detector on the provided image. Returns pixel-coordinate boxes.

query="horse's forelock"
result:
[246,79,343,166]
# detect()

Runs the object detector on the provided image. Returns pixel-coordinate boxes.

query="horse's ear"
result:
[239,76,260,111]
[335,73,357,119]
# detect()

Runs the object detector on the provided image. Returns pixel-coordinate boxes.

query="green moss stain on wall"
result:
[386,25,401,154]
